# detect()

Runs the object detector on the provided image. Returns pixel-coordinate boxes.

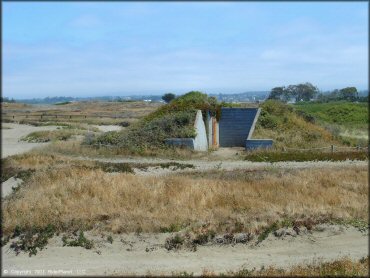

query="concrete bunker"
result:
[165,108,272,151]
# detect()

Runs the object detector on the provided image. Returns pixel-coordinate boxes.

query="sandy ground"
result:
[1,124,58,158]
[92,125,122,132]
[1,178,23,198]
[78,155,367,177]
[1,225,367,276]
[1,123,123,159]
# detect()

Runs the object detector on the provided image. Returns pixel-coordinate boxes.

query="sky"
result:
[3,2,368,99]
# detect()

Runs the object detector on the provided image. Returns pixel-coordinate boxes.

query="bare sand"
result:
[1,124,58,158]
[1,178,23,198]
[80,155,367,177]
[92,125,122,132]
[1,225,367,276]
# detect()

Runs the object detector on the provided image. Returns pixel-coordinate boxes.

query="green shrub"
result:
[9,224,56,256]
[245,150,368,162]
[159,223,186,233]
[62,231,94,249]
[21,129,84,143]
[164,234,184,250]
[294,101,368,128]
[107,235,113,244]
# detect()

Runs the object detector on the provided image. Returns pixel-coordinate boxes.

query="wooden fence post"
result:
[331,145,335,153]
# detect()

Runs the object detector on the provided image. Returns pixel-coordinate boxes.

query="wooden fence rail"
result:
[284,145,368,153]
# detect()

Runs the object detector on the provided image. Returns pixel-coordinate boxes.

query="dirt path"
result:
[2,225,367,276]
[75,155,367,176]
[1,124,58,158]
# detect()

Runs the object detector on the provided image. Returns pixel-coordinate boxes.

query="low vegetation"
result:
[7,224,56,257]
[294,101,368,146]
[86,92,221,153]
[2,101,160,126]
[253,100,342,149]
[294,101,368,128]
[2,165,367,236]
[1,152,196,186]
[21,129,86,143]
[225,257,369,277]
[245,150,368,162]
[62,231,94,249]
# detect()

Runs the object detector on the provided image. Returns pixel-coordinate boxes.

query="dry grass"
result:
[253,114,340,149]
[206,257,369,277]
[2,165,367,236]
[20,129,87,143]
[2,101,161,125]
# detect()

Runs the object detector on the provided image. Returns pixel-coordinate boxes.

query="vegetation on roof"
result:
[86,91,221,153]
[253,100,341,149]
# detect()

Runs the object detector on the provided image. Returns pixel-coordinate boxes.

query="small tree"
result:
[339,87,358,101]
[162,93,176,103]
[268,87,285,100]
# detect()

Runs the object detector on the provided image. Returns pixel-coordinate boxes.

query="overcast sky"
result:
[3,2,368,99]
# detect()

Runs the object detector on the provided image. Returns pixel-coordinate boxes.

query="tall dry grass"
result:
[2,166,367,235]
[218,257,369,277]
[2,101,161,126]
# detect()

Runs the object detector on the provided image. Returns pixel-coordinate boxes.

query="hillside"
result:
[89,96,350,153]
[293,101,368,146]
[293,101,368,129]
[90,92,220,154]
[253,100,342,149]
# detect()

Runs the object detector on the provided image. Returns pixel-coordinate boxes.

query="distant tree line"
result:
[268,83,367,103]
[1,97,16,103]
[268,82,319,102]
[316,87,367,102]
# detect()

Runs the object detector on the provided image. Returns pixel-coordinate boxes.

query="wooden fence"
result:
[284,145,368,153]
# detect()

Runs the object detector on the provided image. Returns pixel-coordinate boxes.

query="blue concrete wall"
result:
[246,139,273,150]
[219,108,259,147]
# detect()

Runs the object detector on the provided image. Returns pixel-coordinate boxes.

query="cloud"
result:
[3,2,368,98]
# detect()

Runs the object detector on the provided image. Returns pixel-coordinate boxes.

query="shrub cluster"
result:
[85,92,221,152]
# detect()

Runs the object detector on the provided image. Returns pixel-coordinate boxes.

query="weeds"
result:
[227,257,369,276]
[330,218,368,233]
[257,222,279,243]
[107,235,113,244]
[95,162,133,173]
[159,223,187,233]
[1,160,35,183]
[9,224,56,256]
[62,231,94,249]
[173,271,194,277]
[164,234,184,251]
[21,129,85,143]
[245,150,368,162]
[192,229,216,245]
[2,166,367,236]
